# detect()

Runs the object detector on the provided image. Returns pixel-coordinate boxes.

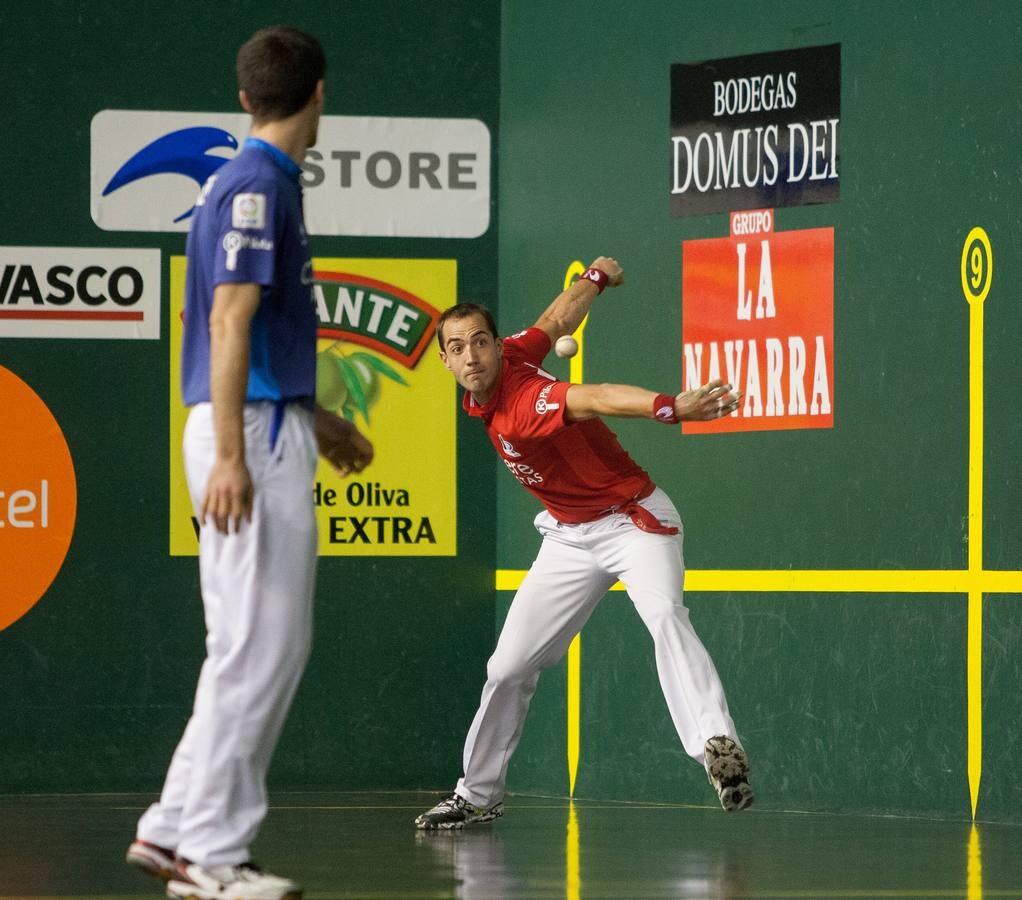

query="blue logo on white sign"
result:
[102,127,238,222]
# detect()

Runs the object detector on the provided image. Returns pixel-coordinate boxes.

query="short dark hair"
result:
[436,302,499,350]
[237,26,326,121]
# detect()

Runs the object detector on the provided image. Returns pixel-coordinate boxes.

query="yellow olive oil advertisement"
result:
[169,257,457,556]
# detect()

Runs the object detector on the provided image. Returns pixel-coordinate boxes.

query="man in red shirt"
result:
[415,257,752,830]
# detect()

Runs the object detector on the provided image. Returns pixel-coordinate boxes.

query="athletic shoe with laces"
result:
[704,735,755,812]
[414,792,504,830]
[165,858,302,900]
[126,839,177,881]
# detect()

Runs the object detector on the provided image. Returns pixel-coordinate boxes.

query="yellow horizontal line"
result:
[496,569,1022,594]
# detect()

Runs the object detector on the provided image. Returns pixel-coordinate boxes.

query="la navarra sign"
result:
[681,209,834,434]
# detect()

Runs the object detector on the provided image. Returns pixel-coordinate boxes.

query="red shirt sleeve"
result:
[502,327,551,366]
[507,377,571,438]
[500,329,571,439]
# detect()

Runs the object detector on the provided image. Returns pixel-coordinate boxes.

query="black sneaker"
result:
[415,793,504,830]
[704,735,754,811]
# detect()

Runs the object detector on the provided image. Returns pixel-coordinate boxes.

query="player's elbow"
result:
[565,383,612,421]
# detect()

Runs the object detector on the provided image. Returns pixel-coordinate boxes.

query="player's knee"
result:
[636,595,686,631]
[262,624,312,680]
[485,654,538,688]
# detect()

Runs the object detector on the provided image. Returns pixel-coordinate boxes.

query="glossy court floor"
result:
[2,792,1021,898]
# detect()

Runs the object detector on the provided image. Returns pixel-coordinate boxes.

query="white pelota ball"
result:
[554,335,578,358]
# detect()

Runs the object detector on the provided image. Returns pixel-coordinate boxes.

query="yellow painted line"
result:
[497,569,1011,594]
[963,227,991,820]
[967,285,984,820]
[567,635,580,796]
[564,262,587,801]
[689,570,973,593]
[721,893,1021,898]
[565,799,580,900]
[968,589,983,819]
[968,823,982,900]
[979,571,1022,593]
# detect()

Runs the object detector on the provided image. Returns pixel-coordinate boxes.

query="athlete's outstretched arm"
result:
[532,256,624,341]
[566,379,741,423]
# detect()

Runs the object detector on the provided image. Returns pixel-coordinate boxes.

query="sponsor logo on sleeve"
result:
[232,192,266,229]
[222,231,274,272]
[534,382,560,415]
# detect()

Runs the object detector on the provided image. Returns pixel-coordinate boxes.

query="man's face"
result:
[439,312,503,403]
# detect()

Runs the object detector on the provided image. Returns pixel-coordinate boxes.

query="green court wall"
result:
[0,1,500,793]
[2,0,1020,825]
[497,0,1021,821]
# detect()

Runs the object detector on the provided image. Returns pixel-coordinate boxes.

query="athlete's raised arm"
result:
[532,256,624,342]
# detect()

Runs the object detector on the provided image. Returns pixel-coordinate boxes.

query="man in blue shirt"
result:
[127,27,372,900]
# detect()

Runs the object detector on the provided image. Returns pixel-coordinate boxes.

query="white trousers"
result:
[455,488,739,808]
[137,402,318,867]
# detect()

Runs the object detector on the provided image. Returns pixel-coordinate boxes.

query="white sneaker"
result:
[166,859,302,900]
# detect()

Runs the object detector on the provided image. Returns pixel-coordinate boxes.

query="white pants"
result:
[455,488,739,808]
[137,402,318,867]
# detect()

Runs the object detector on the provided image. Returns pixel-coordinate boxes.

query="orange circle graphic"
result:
[0,366,77,631]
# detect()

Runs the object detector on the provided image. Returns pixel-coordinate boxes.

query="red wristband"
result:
[653,394,679,424]
[578,267,609,293]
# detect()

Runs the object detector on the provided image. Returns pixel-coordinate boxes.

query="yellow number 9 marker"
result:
[961,227,992,305]
[971,246,983,290]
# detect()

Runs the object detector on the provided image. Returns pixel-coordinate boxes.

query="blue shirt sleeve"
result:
[211,175,279,287]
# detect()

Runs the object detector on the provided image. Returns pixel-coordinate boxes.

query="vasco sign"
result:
[0,247,161,339]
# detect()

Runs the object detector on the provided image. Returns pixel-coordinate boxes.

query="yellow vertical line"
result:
[967,823,982,900]
[969,296,984,573]
[567,636,581,795]
[566,799,580,900]
[968,590,983,820]
[964,234,987,820]
[564,261,587,798]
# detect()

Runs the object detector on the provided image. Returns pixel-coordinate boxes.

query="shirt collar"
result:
[461,358,508,418]
[244,137,302,182]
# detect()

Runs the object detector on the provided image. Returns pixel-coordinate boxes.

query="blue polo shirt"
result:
[181,138,317,408]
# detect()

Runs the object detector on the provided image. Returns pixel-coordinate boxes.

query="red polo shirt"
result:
[463,327,652,523]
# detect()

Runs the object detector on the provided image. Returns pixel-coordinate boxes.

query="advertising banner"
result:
[682,210,834,433]
[168,257,458,556]
[671,44,840,217]
[0,367,77,631]
[92,111,490,238]
[0,247,161,339]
